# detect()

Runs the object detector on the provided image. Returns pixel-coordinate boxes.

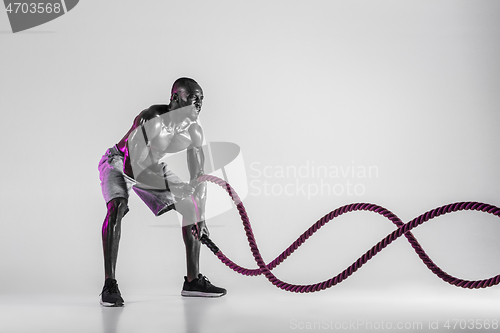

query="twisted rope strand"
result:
[198,175,500,293]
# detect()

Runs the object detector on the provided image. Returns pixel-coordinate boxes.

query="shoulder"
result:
[133,105,169,138]
[138,105,169,124]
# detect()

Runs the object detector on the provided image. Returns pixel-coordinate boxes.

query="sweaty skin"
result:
[120,105,204,195]
[102,81,208,283]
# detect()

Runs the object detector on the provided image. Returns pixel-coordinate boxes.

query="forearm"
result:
[192,182,206,221]
[187,145,206,218]
[188,147,205,180]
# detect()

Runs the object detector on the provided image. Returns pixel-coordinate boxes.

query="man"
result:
[98,77,226,307]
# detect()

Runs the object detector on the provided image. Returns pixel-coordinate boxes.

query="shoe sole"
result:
[181,290,226,297]
[100,300,124,307]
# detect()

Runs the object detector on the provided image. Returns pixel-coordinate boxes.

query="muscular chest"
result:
[149,121,192,154]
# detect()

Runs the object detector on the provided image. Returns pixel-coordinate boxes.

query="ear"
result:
[171,92,179,103]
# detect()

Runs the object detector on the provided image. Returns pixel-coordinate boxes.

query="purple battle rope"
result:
[197,174,500,293]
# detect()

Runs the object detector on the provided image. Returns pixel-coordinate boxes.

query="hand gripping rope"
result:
[195,175,500,293]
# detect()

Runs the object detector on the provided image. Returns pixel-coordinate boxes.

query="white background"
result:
[0,0,499,323]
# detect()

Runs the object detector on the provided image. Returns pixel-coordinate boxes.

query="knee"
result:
[106,198,128,225]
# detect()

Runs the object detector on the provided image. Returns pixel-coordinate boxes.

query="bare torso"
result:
[117,104,203,179]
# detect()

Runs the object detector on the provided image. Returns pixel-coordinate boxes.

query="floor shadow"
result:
[101,306,124,333]
[182,297,219,333]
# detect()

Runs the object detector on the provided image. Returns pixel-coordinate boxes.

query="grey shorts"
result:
[98,146,182,216]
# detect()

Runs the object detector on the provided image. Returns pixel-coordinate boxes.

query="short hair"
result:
[171,77,199,95]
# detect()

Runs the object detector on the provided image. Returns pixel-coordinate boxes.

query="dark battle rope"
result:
[196,174,500,293]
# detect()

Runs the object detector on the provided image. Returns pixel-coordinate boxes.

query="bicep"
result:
[189,123,204,148]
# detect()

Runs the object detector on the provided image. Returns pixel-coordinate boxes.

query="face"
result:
[175,84,204,120]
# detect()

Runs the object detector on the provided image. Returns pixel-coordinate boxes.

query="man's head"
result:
[170,78,204,119]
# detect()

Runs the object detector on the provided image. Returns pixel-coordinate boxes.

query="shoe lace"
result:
[100,280,119,295]
[199,275,212,287]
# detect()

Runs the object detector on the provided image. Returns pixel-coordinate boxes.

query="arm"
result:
[187,123,208,236]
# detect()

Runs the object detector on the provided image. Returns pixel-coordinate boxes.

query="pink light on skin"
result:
[191,195,200,222]
[190,194,202,238]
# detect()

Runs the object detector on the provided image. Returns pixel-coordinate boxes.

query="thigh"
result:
[174,196,198,221]
[99,148,134,203]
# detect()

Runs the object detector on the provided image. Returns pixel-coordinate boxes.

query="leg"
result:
[175,197,202,282]
[100,197,127,306]
[98,146,133,306]
[175,196,227,297]
[182,221,205,282]
[102,197,128,280]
